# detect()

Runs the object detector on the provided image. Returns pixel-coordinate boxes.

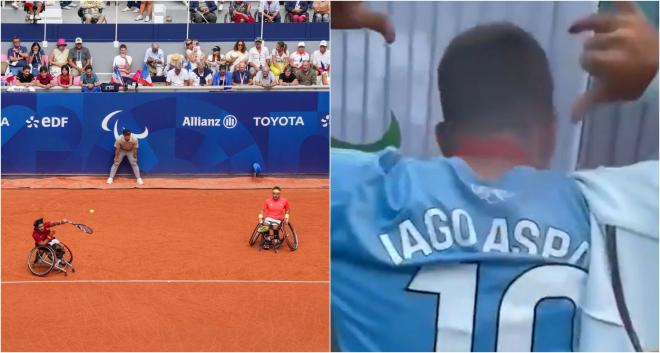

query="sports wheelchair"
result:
[27,241,75,276]
[249,220,299,252]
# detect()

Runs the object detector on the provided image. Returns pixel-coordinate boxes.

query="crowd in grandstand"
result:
[3,34,330,90]
[6,1,330,24]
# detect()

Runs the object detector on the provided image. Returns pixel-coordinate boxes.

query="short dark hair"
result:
[85,65,93,71]
[39,66,48,73]
[122,128,131,135]
[12,35,20,41]
[22,65,30,71]
[33,218,44,228]
[120,44,127,50]
[272,186,281,192]
[437,23,554,134]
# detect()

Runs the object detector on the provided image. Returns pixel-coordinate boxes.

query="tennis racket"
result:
[70,222,94,235]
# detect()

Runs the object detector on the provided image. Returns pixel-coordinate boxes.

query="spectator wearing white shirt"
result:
[259,0,281,22]
[166,63,191,86]
[226,40,249,72]
[144,42,165,77]
[248,38,270,78]
[191,60,213,86]
[270,41,289,76]
[253,65,277,88]
[207,46,226,73]
[184,39,199,71]
[311,40,330,85]
[289,42,310,71]
[112,44,133,85]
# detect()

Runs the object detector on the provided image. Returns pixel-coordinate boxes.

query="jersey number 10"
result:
[408,263,587,351]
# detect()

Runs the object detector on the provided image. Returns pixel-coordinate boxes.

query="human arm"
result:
[114,146,120,163]
[50,219,71,227]
[569,1,658,120]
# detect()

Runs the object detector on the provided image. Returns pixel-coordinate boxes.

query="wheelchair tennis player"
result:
[32,217,71,269]
[257,186,290,250]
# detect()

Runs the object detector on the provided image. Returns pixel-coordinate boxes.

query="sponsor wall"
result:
[1,91,329,175]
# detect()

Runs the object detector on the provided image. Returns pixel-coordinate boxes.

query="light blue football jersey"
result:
[331,148,592,352]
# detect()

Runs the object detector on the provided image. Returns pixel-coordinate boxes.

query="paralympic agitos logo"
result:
[101,110,149,139]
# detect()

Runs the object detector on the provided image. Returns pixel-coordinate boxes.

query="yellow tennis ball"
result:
[89,209,95,213]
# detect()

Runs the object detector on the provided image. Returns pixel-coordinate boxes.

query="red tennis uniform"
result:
[32,221,52,243]
[263,197,290,220]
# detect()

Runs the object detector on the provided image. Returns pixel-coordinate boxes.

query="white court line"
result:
[2,279,329,285]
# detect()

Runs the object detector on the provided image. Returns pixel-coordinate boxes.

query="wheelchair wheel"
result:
[282,222,299,251]
[27,246,55,277]
[60,242,73,264]
[249,224,262,246]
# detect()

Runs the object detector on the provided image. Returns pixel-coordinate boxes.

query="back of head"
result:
[437,23,555,152]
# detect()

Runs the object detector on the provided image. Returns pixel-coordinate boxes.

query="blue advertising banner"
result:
[1,91,329,175]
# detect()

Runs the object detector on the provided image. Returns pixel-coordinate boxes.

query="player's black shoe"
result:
[262,240,272,250]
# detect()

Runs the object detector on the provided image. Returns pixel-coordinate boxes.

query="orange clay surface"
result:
[2,177,328,351]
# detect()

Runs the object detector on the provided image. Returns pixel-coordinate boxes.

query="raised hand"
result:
[330,1,396,44]
[569,2,658,121]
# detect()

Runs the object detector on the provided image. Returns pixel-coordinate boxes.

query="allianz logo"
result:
[253,116,304,127]
[182,115,237,129]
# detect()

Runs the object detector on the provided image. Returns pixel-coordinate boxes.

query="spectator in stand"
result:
[121,1,140,13]
[184,39,201,71]
[190,1,217,23]
[80,65,101,92]
[166,63,191,87]
[289,42,310,71]
[191,59,213,86]
[81,0,105,24]
[68,37,92,77]
[212,65,230,86]
[193,40,204,63]
[229,1,255,23]
[26,1,44,21]
[166,52,183,72]
[295,60,316,86]
[279,65,299,86]
[6,36,29,76]
[144,42,165,78]
[259,0,281,22]
[311,40,330,85]
[60,1,77,10]
[232,62,251,85]
[225,40,248,72]
[135,0,152,22]
[32,66,54,89]
[247,38,269,78]
[28,42,46,76]
[57,65,73,88]
[16,66,34,86]
[312,1,329,22]
[207,46,225,73]
[253,65,277,88]
[49,38,70,76]
[113,44,134,85]
[270,41,289,76]
[285,1,308,23]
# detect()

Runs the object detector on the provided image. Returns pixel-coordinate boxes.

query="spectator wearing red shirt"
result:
[258,186,291,247]
[33,66,54,89]
[58,65,73,88]
[32,217,71,246]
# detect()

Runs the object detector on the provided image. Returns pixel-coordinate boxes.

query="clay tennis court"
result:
[2,176,329,351]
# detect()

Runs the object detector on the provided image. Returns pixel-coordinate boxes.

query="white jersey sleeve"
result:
[572,161,659,351]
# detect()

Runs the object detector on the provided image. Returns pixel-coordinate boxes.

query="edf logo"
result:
[25,116,69,128]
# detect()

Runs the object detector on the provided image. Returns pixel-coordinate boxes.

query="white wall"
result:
[331,1,598,172]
